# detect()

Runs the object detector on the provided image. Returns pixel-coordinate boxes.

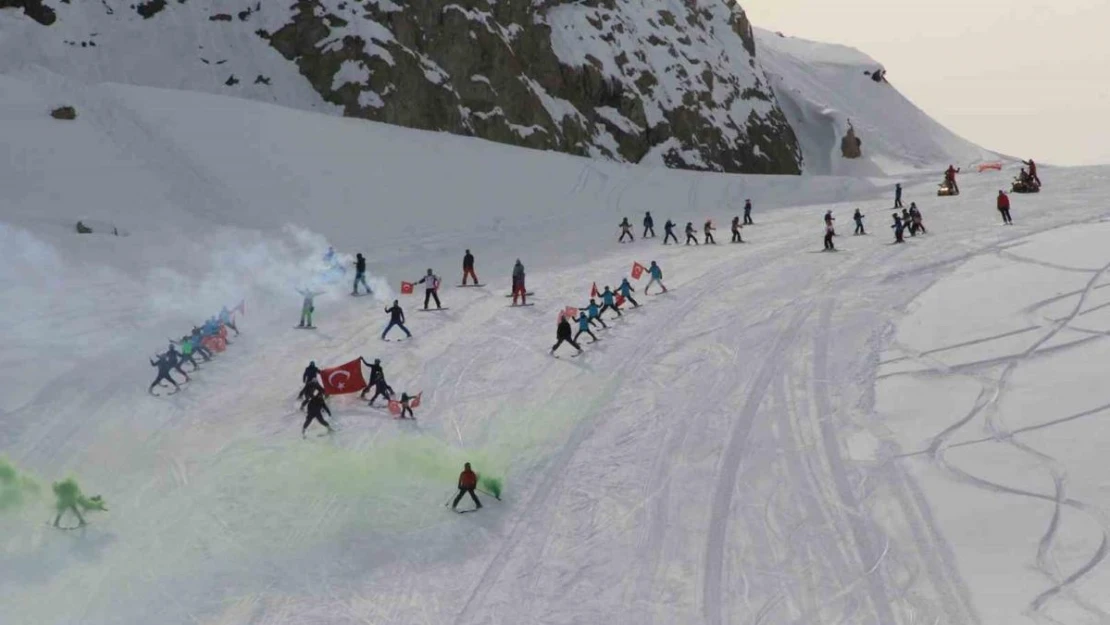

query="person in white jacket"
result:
[417,269,442,310]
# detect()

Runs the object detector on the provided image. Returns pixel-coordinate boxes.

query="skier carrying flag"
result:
[462,249,479,286]
[573,310,599,343]
[219,306,240,336]
[619,217,634,243]
[302,393,334,436]
[398,392,416,419]
[302,360,321,385]
[52,479,107,528]
[663,219,678,245]
[684,222,699,245]
[618,277,639,308]
[645,261,667,294]
[643,211,655,238]
[382,300,412,340]
[352,253,372,295]
[358,357,385,399]
[551,315,582,355]
[580,299,608,329]
[600,286,623,318]
[296,287,324,328]
[299,377,325,411]
[417,268,442,310]
[703,220,717,245]
[512,259,527,306]
[452,463,482,511]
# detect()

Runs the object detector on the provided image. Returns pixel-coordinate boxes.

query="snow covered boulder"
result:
[50,105,76,120]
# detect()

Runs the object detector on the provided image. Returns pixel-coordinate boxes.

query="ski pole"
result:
[443,489,457,507]
[476,488,501,501]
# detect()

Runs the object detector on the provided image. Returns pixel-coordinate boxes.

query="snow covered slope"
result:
[756,28,1000,176]
[5,67,1110,625]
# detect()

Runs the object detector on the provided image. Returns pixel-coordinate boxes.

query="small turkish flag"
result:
[631,262,646,280]
[410,392,422,409]
[400,281,414,295]
[563,306,578,321]
[590,282,600,298]
[616,294,626,307]
[388,400,402,415]
[320,359,366,395]
[203,336,226,353]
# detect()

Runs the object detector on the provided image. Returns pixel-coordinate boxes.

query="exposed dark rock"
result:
[50,105,77,120]
[134,0,166,19]
[0,0,57,25]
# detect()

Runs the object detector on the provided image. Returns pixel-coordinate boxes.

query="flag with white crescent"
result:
[320,359,366,395]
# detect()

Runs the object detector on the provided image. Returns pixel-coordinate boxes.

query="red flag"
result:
[202,336,226,353]
[616,294,626,307]
[320,359,367,395]
[631,262,646,280]
[410,392,422,409]
[563,306,578,321]
[590,282,599,298]
[400,281,414,295]
[388,399,402,415]
[233,299,246,316]
[218,325,228,340]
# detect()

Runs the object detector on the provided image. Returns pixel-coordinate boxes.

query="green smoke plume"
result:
[0,457,41,512]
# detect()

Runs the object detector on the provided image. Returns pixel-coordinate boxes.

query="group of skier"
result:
[149,306,240,395]
[297,354,418,436]
[551,261,668,356]
[618,200,754,247]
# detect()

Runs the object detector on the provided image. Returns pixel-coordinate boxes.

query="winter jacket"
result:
[512,262,525,281]
[557,319,572,340]
[649,264,662,280]
[355,256,366,274]
[385,306,405,323]
[577,314,591,331]
[582,303,601,318]
[644,214,654,227]
[997,194,1010,210]
[463,253,474,269]
[303,364,320,383]
[459,469,478,489]
[618,280,634,298]
[601,290,616,306]
[418,274,440,291]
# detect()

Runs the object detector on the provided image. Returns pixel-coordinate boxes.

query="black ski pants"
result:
[368,388,393,405]
[685,234,698,245]
[149,370,178,392]
[302,409,331,432]
[824,232,835,250]
[574,328,598,342]
[731,229,742,243]
[704,233,716,244]
[551,337,581,353]
[854,221,865,235]
[424,289,441,310]
[1000,208,1012,224]
[743,212,753,225]
[619,230,634,243]
[664,231,677,244]
[600,303,622,318]
[643,225,655,238]
[453,487,481,509]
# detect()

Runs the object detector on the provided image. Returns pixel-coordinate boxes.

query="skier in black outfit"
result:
[398,392,415,419]
[302,361,321,385]
[302,393,333,436]
[684,222,699,245]
[163,345,191,382]
[894,183,903,208]
[643,212,655,238]
[619,217,634,243]
[462,249,479,285]
[358,357,385,399]
[902,208,915,236]
[663,220,678,245]
[731,216,743,243]
[853,209,866,235]
[352,253,372,295]
[299,378,325,411]
[417,269,442,310]
[551,315,582,355]
[366,377,394,406]
[743,199,753,225]
[892,213,905,243]
[148,353,181,394]
[382,300,412,340]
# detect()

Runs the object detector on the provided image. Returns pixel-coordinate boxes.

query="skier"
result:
[452,462,481,510]
[296,287,323,328]
[892,213,905,243]
[1022,159,1041,186]
[352,253,372,295]
[902,208,916,236]
[302,360,321,385]
[945,165,961,194]
[188,327,212,361]
[600,286,623,318]
[643,211,655,238]
[299,377,325,411]
[511,259,527,306]
[997,190,1013,225]
[853,208,866,235]
[551,314,582,355]
[824,210,835,229]
[302,392,333,436]
[573,310,599,343]
[358,357,385,399]
[580,299,608,329]
[645,261,667,294]
[894,183,903,208]
[684,222,698,246]
[367,376,395,406]
[730,216,743,243]
[219,306,240,336]
[417,269,442,310]
[909,202,927,234]
[462,249,479,286]
[663,219,678,245]
[173,336,201,370]
[823,221,836,251]
[617,277,639,308]
[148,352,181,394]
[703,220,717,245]
[382,300,412,340]
[51,479,106,528]
[743,199,753,225]
[398,392,415,419]
[619,217,634,243]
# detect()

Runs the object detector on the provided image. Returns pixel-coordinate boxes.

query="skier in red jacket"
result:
[452,463,482,510]
[1022,159,1041,187]
[945,165,961,194]
[997,190,1013,225]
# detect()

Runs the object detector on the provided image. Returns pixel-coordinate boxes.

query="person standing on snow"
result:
[148,352,181,394]
[684,222,699,246]
[643,212,655,238]
[296,287,324,328]
[462,249,479,286]
[551,315,582,355]
[853,209,866,235]
[299,377,325,411]
[162,344,191,382]
[909,202,926,234]
[358,357,385,399]
[580,299,608,329]
[618,277,639,308]
[894,183,903,208]
[731,216,743,243]
[417,268,442,310]
[302,393,333,436]
[997,190,1013,225]
[599,286,623,318]
[366,376,395,406]
[619,217,634,243]
[1022,159,1041,186]
[945,165,961,194]
[824,221,836,251]
[352,253,372,295]
[645,261,667,294]
[891,213,905,243]
[663,219,678,245]
[382,300,412,340]
[703,220,717,245]
[573,311,599,343]
[511,259,528,306]
[302,360,321,385]
[398,392,416,419]
[743,199,754,225]
[172,335,201,371]
[902,208,916,236]
[452,463,482,510]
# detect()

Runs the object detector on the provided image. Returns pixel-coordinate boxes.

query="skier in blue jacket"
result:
[600,286,623,318]
[579,299,607,329]
[574,311,599,343]
[645,261,667,294]
[617,278,639,308]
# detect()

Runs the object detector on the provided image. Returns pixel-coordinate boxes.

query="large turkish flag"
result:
[320,359,366,395]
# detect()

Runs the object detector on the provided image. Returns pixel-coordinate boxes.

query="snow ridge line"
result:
[702,302,814,625]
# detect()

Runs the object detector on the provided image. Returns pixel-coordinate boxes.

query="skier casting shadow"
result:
[302,393,333,436]
[551,315,582,355]
[453,463,482,510]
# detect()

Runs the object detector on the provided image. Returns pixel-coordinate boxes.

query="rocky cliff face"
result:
[0,0,802,174]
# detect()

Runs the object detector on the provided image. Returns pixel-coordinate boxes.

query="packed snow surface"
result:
[2,67,1109,625]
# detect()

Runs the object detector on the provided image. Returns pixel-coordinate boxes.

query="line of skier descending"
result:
[148,302,244,395]
[618,199,755,247]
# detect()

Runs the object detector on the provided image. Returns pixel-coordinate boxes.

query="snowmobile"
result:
[936,179,959,197]
[1011,177,1041,194]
